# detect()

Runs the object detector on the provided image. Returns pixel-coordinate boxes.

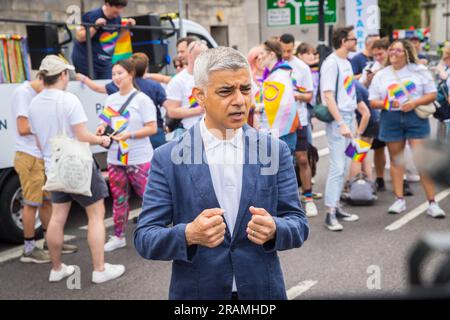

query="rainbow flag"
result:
[291,77,307,93]
[383,95,393,111]
[117,140,129,165]
[112,31,132,64]
[188,94,199,108]
[345,139,372,163]
[99,106,130,126]
[262,81,299,137]
[344,75,355,95]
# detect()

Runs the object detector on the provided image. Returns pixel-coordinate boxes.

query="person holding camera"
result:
[97,60,157,252]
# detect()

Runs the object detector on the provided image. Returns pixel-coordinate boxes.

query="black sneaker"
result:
[324,213,343,231]
[403,180,414,196]
[336,207,359,222]
[375,178,386,192]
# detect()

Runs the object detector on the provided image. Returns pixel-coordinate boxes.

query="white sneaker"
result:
[304,201,318,217]
[49,264,76,282]
[92,263,126,284]
[388,198,406,214]
[427,202,446,218]
[104,236,126,252]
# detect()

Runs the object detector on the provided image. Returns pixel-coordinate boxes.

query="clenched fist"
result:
[247,206,276,245]
[185,208,226,248]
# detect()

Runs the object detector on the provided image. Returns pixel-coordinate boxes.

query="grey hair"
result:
[193,46,251,89]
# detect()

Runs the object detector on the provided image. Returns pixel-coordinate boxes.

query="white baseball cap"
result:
[39,55,75,76]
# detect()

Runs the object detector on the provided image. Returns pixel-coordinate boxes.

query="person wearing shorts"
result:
[28,55,125,284]
[369,39,445,218]
[11,77,78,263]
[279,34,318,218]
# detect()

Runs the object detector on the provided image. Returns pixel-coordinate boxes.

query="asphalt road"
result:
[1,120,449,300]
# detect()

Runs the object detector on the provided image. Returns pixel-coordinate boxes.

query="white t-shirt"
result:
[369,64,436,111]
[320,53,357,112]
[288,57,314,127]
[28,89,88,171]
[166,69,201,129]
[10,81,41,158]
[105,90,157,166]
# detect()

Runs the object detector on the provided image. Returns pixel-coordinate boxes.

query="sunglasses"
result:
[346,38,357,42]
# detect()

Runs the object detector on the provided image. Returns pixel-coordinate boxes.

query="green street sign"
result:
[267,0,337,27]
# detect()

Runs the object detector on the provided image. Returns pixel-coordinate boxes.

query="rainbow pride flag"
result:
[188,94,199,108]
[117,140,129,165]
[345,139,372,163]
[99,106,130,126]
[383,95,393,111]
[291,77,307,93]
[112,30,132,64]
[262,81,299,137]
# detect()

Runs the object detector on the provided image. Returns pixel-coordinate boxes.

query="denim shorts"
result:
[295,126,309,152]
[378,110,430,142]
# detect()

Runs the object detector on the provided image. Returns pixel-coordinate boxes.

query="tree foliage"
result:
[379,0,422,36]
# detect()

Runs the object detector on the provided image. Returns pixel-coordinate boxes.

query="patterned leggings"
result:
[108,162,150,237]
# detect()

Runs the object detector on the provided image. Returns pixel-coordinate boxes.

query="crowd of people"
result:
[7,0,450,298]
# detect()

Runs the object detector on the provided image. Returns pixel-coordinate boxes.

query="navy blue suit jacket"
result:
[134,124,309,300]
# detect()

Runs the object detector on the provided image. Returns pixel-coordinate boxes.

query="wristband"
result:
[337,120,345,127]
[130,132,136,139]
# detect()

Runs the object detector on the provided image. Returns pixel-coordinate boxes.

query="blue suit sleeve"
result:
[134,149,195,262]
[263,142,309,252]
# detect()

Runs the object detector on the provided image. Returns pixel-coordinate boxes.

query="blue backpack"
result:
[434,80,450,121]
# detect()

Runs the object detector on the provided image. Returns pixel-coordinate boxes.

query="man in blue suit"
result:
[134,46,309,300]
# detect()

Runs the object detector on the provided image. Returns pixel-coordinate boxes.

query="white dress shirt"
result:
[199,118,244,292]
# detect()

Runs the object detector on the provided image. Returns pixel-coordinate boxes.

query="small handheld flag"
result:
[345,139,372,163]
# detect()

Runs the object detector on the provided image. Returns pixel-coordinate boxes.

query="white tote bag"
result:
[43,92,93,196]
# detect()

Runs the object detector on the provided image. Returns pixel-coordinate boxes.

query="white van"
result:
[0,17,217,243]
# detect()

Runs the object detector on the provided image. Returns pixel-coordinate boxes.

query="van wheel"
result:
[0,174,43,244]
